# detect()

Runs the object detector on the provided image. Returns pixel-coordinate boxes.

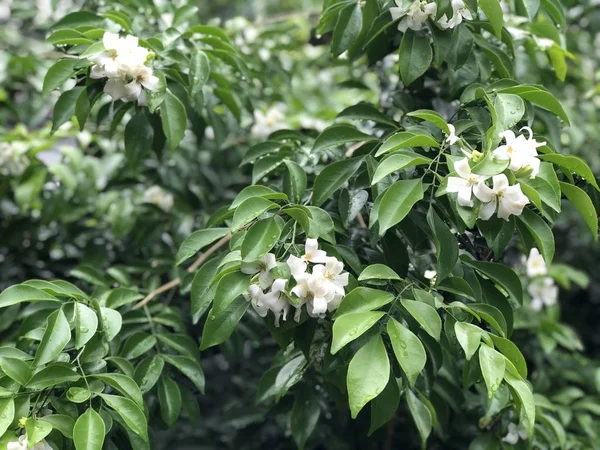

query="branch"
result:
[132,233,232,310]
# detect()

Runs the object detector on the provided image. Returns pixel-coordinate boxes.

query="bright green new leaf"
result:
[0,285,59,308]
[0,357,32,385]
[27,363,80,389]
[401,299,442,341]
[479,344,506,398]
[334,287,394,318]
[347,334,390,418]
[454,322,482,360]
[358,264,401,282]
[479,0,504,38]
[331,311,384,354]
[73,408,105,450]
[0,398,14,436]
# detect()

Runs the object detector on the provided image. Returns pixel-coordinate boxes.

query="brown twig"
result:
[356,212,368,229]
[132,233,232,310]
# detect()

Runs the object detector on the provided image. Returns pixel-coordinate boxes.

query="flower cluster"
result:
[525,248,558,311]
[242,239,349,326]
[88,32,159,106]
[0,141,29,176]
[7,435,52,450]
[446,127,546,221]
[390,0,472,32]
[143,185,174,212]
[502,422,528,445]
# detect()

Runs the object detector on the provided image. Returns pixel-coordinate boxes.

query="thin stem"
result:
[132,233,232,310]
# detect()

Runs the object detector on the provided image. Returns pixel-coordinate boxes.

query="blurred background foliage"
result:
[1,0,600,448]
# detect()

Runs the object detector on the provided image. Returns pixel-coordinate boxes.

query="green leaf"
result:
[0,285,59,308]
[500,86,570,124]
[105,288,143,309]
[39,414,75,439]
[449,24,474,70]
[377,179,424,236]
[312,124,373,153]
[75,303,98,349]
[158,376,182,427]
[347,334,390,419]
[52,87,84,133]
[401,299,442,341]
[479,0,504,38]
[100,307,122,341]
[479,344,506,398]
[100,394,148,442]
[312,156,364,207]
[25,417,52,446]
[160,90,187,151]
[283,160,307,203]
[201,297,249,350]
[0,398,14,436]
[454,322,482,360]
[290,386,320,449]
[134,355,164,394]
[517,208,555,263]
[73,408,105,450]
[212,271,251,315]
[331,3,363,57]
[34,309,71,366]
[241,217,283,262]
[539,154,597,189]
[27,363,80,389]
[43,59,81,95]
[230,185,287,210]
[494,93,525,129]
[490,334,527,379]
[47,29,93,45]
[331,311,384,354]
[191,257,221,322]
[469,303,508,337]
[369,377,401,436]
[232,197,279,231]
[371,151,432,184]
[375,132,439,157]
[334,287,394,317]
[406,389,433,448]
[121,332,157,360]
[358,264,401,282]
[306,206,336,244]
[0,357,31,385]
[399,30,433,86]
[504,372,535,435]
[51,11,103,28]
[516,0,540,19]
[91,373,144,409]
[338,103,398,127]
[124,113,153,167]
[559,182,598,239]
[462,258,523,305]
[407,109,449,133]
[175,228,230,265]
[387,318,427,386]
[427,207,458,281]
[189,51,210,96]
[161,354,205,394]
[156,334,200,362]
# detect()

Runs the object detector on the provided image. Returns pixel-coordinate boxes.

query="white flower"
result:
[0,141,29,176]
[292,257,348,316]
[122,65,160,106]
[534,36,555,51]
[526,248,547,278]
[244,279,290,326]
[528,277,558,311]
[473,175,529,221]
[437,0,473,29]
[446,158,489,207]
[493,127,545,178]
[241,253,277,289]
[143,185,174,212]
[286,238,327,277]
[103,78,129,102]
[445,123,459,145]
[502,423,528,445]
[390,0,437,33]
[424,269,437,280]
[250,106,287,138]
[7,436,52,450]
[89,32,140,79]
